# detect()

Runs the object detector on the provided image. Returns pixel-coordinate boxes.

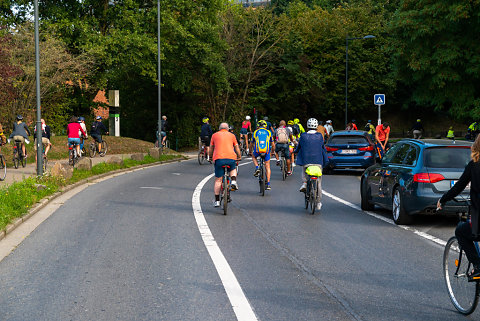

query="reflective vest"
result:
[447,129,455,138]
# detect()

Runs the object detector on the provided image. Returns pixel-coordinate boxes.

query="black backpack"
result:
[91,121,98,132]
[292,124,300,136]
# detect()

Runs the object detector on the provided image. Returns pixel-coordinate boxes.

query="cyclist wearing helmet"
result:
[240,116,252,154]
[252,120,274,190]
[293,118,305,139]
[263,116,274,135]
[287,120,297,166]
[78,116,88,155]
[9,115,31,159]
[91,116,108,153]
[200,117,213,161]
[294,117,329,211]
[325,120,334,136]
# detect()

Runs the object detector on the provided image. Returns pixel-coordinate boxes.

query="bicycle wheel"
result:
[281,158,287,181]
[0,155,6,181]
[222,174,228,215]
[309,179,318,215]
[304,181,309,209]
[444,236,480,315]
[68,148,75,166]
[21,154,27,167]
[99,141,108,157]
[43,156,48,172]
[198,149,206,165]
[13,155,19,169]
[89,142,96,158]
[259,165,265,196]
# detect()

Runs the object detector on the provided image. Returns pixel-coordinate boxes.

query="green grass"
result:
[0,153,182,231]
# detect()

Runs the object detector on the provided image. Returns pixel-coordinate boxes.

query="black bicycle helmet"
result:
[16,115,23,121]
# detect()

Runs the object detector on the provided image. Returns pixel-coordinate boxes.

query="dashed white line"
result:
[192,172,258,321]
[323,190,447,248]
[140,186,164,190]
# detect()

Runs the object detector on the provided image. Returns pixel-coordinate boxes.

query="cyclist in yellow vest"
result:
[447,127,455,140]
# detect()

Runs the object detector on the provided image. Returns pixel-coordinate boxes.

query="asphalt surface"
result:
[0,156,474,320]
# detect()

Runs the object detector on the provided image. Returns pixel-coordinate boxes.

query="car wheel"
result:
[360,178,374,211]
[392,187,413,225]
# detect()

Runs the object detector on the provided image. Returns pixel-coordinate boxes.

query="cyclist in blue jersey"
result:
[252,120,275,190]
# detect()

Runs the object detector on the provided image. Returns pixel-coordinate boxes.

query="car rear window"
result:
[424,147,471,168]
[328,135,368,145]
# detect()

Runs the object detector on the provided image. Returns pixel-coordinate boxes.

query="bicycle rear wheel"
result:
[198,149,206,165]
[89,143,96,158]
[13,155,19,169]
[0,155,6,181]
[99,141,108,157]
[281,157,287,181]
[68,148,75,166]
[444,236,480,315]
[259,165,265,196]
[21,154,27,167]
[43,156,48,172]
[309,180,318,215]
[222,174,228,215]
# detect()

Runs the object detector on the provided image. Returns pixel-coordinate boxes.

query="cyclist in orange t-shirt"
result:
[209,122,242,207]
[375,122,390,158]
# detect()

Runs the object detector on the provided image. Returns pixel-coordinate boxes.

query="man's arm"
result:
[384,129,390,146]
[209,137,215,159]
[234,144,241,160]
[24,123,31,136]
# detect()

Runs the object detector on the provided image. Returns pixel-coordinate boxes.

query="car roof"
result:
[330,130,368,136]
[398,138,473,147]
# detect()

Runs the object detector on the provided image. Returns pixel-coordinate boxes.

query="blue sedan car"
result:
[325,130,376,171]
[360,139,472,224]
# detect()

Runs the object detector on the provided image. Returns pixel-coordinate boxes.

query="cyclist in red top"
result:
[67,116,86,158]
[240,116,252,154]
[375,122,390,158]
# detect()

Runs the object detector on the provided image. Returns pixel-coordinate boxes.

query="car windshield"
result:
[328,135,368,145]
[424,147,471,168]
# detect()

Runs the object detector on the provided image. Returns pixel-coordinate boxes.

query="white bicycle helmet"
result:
[326,120,332,124]
[307,118,318,129]
[246,115,251,120]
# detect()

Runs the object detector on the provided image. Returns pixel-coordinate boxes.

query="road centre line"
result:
[140,186,164,190]
[192,170,258,321]
[322,190,447,248]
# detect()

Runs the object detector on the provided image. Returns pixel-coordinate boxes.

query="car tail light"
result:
[326,146,338,152]
[358,145,374,151]
[414,173,445,183]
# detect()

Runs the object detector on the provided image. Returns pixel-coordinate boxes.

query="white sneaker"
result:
[231,180,238,191]
[25,139,30,144]
[316,202,322,210]
[214,201,220,207]
[292,163,296,167]
[299,183,307,192]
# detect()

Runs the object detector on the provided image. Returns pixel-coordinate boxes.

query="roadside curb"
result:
[0,155,189,242]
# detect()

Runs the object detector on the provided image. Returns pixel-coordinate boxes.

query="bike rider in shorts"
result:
[200,117,213,161]
[8,115,31,159]
[252,120,274,190]
[209,122,242,207]
[90,116,108,153]
[34,118,52,163]
[274,120,294,175]
[78,116,88,155]
[240,116,252,154]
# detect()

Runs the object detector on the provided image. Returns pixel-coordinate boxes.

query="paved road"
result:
[0,156,471,320]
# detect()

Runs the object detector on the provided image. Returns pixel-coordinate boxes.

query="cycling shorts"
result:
[34,137,51,150]
[275,143,290,158]
[201,136,211,146]
[240,128,248,135]
[91,134,103,143]
[253,151,271,162]
[68,138,81,146]
[13,135,25,143]
[214,159,237,178]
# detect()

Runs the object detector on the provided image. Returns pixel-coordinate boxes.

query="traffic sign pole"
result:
[374,94,385,126]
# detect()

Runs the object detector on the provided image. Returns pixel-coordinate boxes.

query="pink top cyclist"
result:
[240,116,252,135]
[67,116,86,156]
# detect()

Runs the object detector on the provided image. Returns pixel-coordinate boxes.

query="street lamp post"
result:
[345,35,375,128]
[157,0,162,149]
[34,0,43,175]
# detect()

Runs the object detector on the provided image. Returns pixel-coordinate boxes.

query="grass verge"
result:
[0,153,182,231]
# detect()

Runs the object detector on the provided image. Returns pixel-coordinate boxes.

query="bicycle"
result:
[443,198,480,315]
[0,143,6,181]
[68,141,81,166]
[257,153,267,196]
[220,165,232,215]
[304,166,322,215]
[12,139,27,169]
[279,150,287,181]
[198,143,209,165]
[88,138,108,158]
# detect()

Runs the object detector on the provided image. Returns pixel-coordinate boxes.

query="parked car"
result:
[360,139,472,224]
[325,130,376,171]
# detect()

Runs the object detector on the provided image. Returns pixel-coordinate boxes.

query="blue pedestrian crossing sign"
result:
[374,94,385,105]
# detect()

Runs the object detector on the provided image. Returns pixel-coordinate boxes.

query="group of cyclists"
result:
[203,116,329,211]
[0,114,108,167]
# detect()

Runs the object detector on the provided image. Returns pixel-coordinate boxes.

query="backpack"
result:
[91,121,98,132]
[276,127,289,143]
[292,124,300,136]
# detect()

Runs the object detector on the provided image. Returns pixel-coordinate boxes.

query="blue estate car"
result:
[325,130,376,171]
[360,139,472,225]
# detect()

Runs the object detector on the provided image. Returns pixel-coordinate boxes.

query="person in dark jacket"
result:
[91,116,108,153]
[411,119,424,139]
[437,135,480,280]
[200,117,213,161]
[294,117,329,211]
[9,115,31,158]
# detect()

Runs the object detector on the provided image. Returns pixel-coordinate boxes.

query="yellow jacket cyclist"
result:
[252,120,274,190]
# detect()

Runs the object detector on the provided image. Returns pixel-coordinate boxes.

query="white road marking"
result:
[323,190,447,247]
[140,187,164,190]
[192,173,258,321]
[172,173,181,176]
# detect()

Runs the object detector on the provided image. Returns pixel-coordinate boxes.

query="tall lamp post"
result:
[157,0,162,148]
[345,35,375,128]
[34,0,43,175]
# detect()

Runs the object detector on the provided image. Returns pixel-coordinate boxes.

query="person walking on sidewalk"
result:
[209,122,242,207]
